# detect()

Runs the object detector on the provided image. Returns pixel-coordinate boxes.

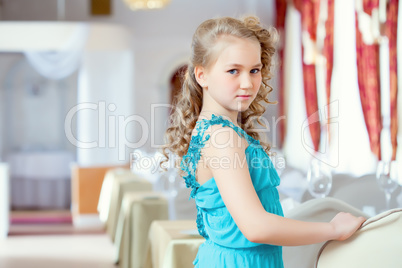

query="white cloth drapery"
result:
[24,24,89,80]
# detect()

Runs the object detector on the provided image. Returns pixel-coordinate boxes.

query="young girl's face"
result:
[202,36,262,114]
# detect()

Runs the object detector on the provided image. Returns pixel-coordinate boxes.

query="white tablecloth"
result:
[115,191,168,268]
[6,151,74,209]
[97,168,153,240]
[144,220,205,268]
[7,151,73,180]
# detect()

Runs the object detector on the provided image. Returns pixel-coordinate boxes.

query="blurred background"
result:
[0,0,400,267]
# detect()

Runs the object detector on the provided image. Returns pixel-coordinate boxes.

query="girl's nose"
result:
[240,74,253,89]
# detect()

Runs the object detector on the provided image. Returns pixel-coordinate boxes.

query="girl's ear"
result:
[194,66,207,88]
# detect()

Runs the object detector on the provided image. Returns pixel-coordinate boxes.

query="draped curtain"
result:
[385,0,399,160]
[296,0,321,152]
[355,0,382,159]
[323,0,335,124]
[276,0,334,152]
[355,0,399,160]
[24,24,89,80]
[275,0,287,148]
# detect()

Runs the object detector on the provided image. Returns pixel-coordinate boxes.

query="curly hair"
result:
[161,15,278,169]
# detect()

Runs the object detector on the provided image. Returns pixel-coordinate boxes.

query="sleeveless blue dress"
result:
[180,114,284,267]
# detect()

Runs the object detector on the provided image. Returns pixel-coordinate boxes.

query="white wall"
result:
[2,1,400,177]
[0,0,278,164]
[0,163,9,238]
[0,53,78,160]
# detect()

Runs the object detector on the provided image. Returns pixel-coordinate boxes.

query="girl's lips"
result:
[237,95,251,100]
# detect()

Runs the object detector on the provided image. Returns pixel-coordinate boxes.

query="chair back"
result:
[316,208,402,268]
[283,197,368,268]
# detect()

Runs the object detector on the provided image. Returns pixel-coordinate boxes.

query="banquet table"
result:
[7,151,73,180]
[7,151,74,209]
[114,191,168,268]
[144,220,205,268]
[97,168,153,240]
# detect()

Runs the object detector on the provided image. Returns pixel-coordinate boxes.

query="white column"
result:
[69,51,135,166]
[283,5,311,171]
[0,163,9,239]
[379,36,392,162]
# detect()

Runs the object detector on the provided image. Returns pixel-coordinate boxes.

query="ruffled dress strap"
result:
[180,114,258,238]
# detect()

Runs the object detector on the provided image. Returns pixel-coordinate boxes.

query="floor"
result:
[0,210,118,268]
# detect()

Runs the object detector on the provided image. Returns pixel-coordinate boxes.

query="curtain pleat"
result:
[385,0,399,160]
[294,0,322,152]
[356,0,399,160]
[355,0,382,159]
[302,61,321,152]
[323,0,334,122]
[275,0,288,148]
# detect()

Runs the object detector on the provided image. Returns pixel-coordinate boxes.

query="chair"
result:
[282,197,369,268]
[316,208,402,268]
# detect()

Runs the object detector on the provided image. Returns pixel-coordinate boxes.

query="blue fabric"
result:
[180,114,284,267]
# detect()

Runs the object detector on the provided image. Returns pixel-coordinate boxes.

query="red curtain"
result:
[323,0,334,123]
[293,0,323,152]
[385,0,399,160]
[276,0,334,152]
[356,0,399,160]
[355,1,381,159]
[275,0,287,148]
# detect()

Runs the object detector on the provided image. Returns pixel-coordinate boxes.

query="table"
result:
[97,168,153,240]
[114,191,168,268]
[7,151,73,180]
[144,220,205,268]
[7,151,74,209]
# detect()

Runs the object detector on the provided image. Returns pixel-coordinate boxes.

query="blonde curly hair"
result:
[161,15,278,168]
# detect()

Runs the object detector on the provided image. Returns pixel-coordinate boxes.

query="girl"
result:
[162,16,365,267]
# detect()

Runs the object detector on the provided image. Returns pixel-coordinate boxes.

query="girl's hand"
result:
[330,212,366,241]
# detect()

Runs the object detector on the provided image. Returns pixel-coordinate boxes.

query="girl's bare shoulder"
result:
[201,124,248,156]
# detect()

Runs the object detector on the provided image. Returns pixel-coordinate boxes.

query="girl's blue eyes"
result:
[227,69,260,74]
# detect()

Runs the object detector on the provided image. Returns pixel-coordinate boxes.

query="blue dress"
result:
[180,114,284,268]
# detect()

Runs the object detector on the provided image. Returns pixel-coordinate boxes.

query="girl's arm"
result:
[203,127,365,246]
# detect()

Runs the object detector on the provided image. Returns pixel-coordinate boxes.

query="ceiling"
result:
[0,0,276,38]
